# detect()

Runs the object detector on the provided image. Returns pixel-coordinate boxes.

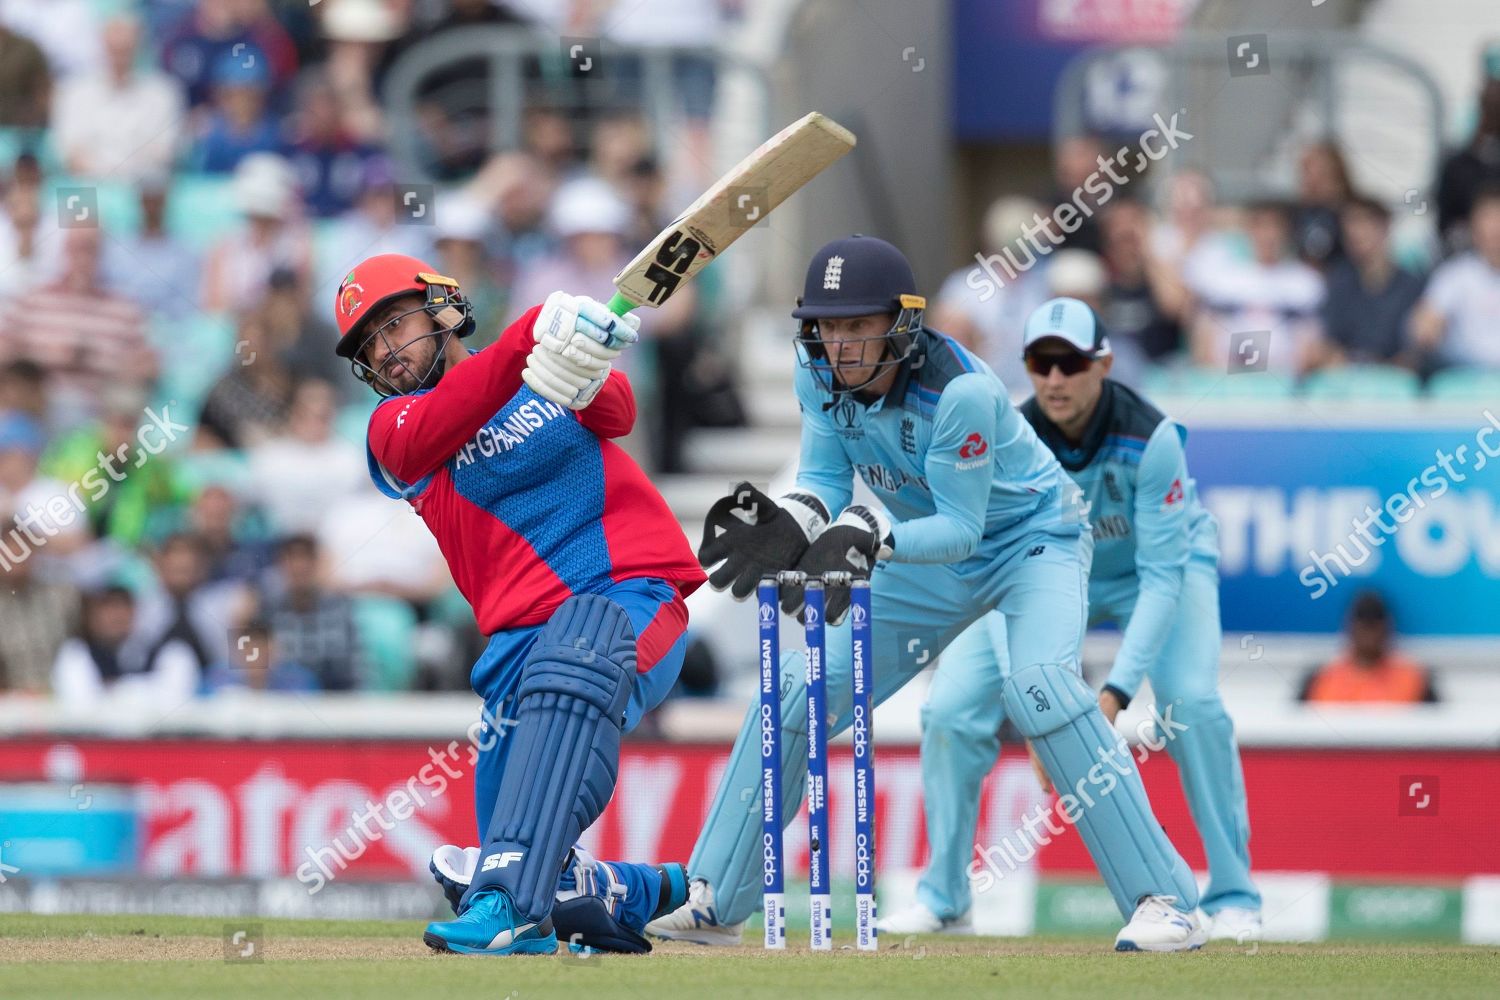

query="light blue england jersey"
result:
[793,328,1066,564]
[1021,379,1218,697]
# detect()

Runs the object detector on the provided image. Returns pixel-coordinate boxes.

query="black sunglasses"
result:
[1025,350,1094,377]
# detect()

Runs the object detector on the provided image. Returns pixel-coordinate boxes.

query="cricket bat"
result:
[606,112,857,316]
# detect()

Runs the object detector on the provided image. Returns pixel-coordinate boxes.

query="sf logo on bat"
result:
[644,231,715,304]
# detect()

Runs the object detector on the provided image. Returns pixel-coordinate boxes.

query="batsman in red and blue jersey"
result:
[333,253,702,955]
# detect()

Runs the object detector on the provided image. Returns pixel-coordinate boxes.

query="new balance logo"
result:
[1026,545,1046,558]
[823,255,844,290]
[481,851,524,872]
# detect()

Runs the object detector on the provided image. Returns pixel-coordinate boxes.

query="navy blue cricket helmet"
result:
[793,234,926,394]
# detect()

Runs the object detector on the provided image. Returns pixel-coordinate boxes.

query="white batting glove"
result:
[523,292,641,408]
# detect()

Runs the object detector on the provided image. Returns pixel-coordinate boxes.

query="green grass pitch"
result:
[2,914,1496,999]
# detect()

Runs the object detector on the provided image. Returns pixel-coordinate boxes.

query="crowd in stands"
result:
[0,0,734,702]
[0,1,1487,705]
[935,73,1500,398]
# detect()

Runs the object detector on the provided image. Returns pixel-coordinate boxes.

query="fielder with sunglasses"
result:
[878,297,1261,943]
[649,237,1205,952]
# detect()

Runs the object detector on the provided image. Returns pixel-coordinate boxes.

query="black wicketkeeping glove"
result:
[697,482,830,600]
[784,505,893,624]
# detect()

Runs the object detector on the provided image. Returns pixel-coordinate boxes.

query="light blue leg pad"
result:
[1001,662,1198,920]
[1162,694,1260,913]
[687,649,810,927]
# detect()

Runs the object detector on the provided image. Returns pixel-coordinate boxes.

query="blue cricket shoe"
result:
[423,888,558,956]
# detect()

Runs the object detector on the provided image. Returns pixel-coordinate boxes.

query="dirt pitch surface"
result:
[2,914,1497,999]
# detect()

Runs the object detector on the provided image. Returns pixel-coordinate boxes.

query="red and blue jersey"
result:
[364,304,705,637]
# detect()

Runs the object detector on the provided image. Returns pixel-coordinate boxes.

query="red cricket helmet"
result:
[332,253,476,396]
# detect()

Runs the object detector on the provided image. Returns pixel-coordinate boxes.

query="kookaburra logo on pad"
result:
[823,255,844,290]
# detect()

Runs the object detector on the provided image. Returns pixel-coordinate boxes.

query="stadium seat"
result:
[1300,365,1420,401]
[335,397,380,446]
[153,311,237,422]
[165,174,242,249]
[41,176,140,236]
[352,594,420,692]
[1143,365,1296,400]
[1425,368,1500,401]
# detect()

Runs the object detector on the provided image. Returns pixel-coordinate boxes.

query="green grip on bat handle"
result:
[606,292,636,317]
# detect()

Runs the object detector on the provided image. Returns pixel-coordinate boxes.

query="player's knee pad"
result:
[520,592,637,721]
[467,594,638,920]
[1000,662,1198,918]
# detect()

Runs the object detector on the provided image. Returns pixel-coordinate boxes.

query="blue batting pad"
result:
[465,594,636,921]
[1001,663,1198,919]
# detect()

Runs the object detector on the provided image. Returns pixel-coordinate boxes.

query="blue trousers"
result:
[917,555,1259,918]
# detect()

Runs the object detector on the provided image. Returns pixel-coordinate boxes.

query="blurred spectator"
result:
[202,153,312,313]
[1151,169,1237,283]
[2,227,157,425]
[591,113,655,192]
[52,14,187,181]
[319,0,402,144]
[161,0,298,110]
[193,41,281,173]
[103,174,201,323]
[197,306,294,449]
[0,411,88,561]
[0,361,48,427]
[317,492,449,609]
[468,152,557,284]
[0,176,61,296]
[246,378,366,535]
[509,177,632,326]
[1099,196,1186,366]
[1186,200,1324,375]
[261,268,350,397]
[202,618,319,694]
[393,0,528,179]
[1436,79,1500,254]
[280,69,385,218]
[0,0,101,80]
[0,24,51,127]
[433,192,505,338]
[1409,184,1500,370]
[0,516,80,693]
[1294,141,1352,269]
[931,195,1051,393]
[524,106,582,177]
[41,385,188,552]
[1299,592,1436,704]
[259,534,362,691]
[1047,135,1107,254]
[188,483,273,586]
[133,531,243,678]
[1310,195,1425,369]
[316,156,434,298]
[52,585,198,705]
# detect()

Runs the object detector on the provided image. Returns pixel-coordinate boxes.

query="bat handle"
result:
[605,292,636,317]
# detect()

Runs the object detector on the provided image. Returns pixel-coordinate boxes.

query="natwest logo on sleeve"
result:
[956,432,989,470]
[1164,478,1184,506]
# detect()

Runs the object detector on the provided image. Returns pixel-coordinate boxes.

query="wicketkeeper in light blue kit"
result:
[647,236,1206,951]
[878,297,1260,943]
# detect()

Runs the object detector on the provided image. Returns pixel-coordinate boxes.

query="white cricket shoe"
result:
[1208,906,1262,943]
[644,878,744,946]
[875,901,973,936]
[1114,895,1207,952]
